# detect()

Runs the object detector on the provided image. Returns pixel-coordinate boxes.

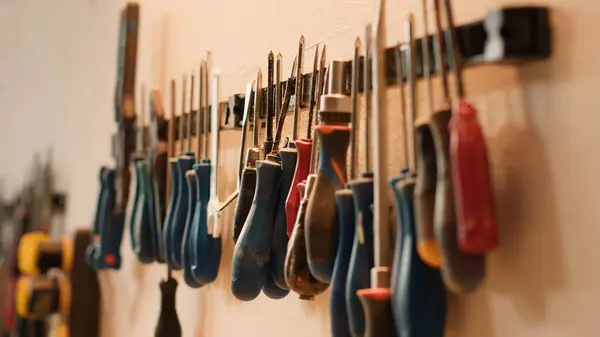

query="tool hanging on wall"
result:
[356,1,396,335]
[330,37,360,337]
[433,0,486,294]
[305,59,352,284]
[162,80,179,266]
[389,14,446,337]
[284,49,328,300]
[444,0,498,254]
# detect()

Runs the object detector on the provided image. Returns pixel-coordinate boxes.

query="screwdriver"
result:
[443,0,498,254]
[182,70,203,288]
[193,67,223,284]
[168,75,197,269]
[390,14,446,337]
[162,80,179,265]
[154,275,182,337]
[86,167,108,268]
[413,0,442,268]
[433,0,485,294]
[232,67,287,301]
[95,167,120,269]
[346,26,375,337]
[305,59,352,283]
[330,37,360,337]
[264,52,292,296]
[356,1,396,335]
[131,85,157,263]
[284,53,328,301]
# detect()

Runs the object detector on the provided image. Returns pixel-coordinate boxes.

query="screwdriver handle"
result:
[192,160,221,284]
[270,151,296,289]
[346,175,375,336]
[431,110,486,294]
[232,168,257,243]
[127,156,142,253]
[330,189,355,337]
[132,159,157,263]
[168,153,195,269]
[154,277,182,337]
[284,178,329,300]
[285,139,311,236]
[96,169,124,269]
[86,167,108,267]
[149,149,168,263]
[390,177,446,337]
[357,288,397,337]
[231,160,282,301]
[414,123,442,268]
[162,159,180,266]
[182,171,203,288]
[305,125,351,283]
[450,101,498,253]
[262,268,289,300]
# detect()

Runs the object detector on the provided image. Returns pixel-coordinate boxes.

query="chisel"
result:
[331,37,360,337]
[413,0,442,268]
[433,0,486,294]
[305,59,351,283]
[443,0,498,254]
[346,27,375,337]
[284,52,328,300]
[357,1,396,335]
[167,76,196,270]
[131,85,157,263]
[162,80,179,265]
[390,15,446,337]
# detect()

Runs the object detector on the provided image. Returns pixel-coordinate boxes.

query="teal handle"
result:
[231,160,282,301]
[262,269,289,300]
[163,159,180,267]
[95,169,124,270]
[270,151,296,289]
[148,150,168,263]
[232,168,257,242]
[390,175,446,337]
[128,157,142,252]
[132,159,157,263]
[182,171,203,288]
[346,174,375,336]
[169,153,195,269]
[330,189,355,337]
[87,167,108,267]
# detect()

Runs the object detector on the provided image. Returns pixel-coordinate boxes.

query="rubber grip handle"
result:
[285,139,311,236]
[431,110,486,294]
[390,177,446,337]
[149,150,168,263]
[154,278,182,337]
[357,288,397,337]
[305,126,350,283]
[96,169,124,269]
[270,151,296,289]
[330,189,355,337]
[127,156,142,253]
[192,160,221,284]
[262,268,289,300]
[87,167,108,267]
[450,101,498,253]
[132,159,157,263]
[169,153,195,269]
[346,174,375,336]
[284,180,329,300]
[414,123,442,268]
[182,171,203,288]
[231,160,282,301]
[163,159,180,266]
[232,168,257,243]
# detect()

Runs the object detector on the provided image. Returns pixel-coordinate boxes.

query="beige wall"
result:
[1,0,598,336]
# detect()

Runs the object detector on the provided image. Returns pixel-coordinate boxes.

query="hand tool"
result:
[283,37,308,237]
[443,0,498,254]
[433,0,486,294]
[17,232,73,275]
[167,76,197,269]
[263,52,275,156]
[131,85,158,263]
[331,37,360,337]
[413,0,442,268]
[192,68,223,284]
[284,51,328,301]
[94,168,121,269]
[356,1,396,336]
[154,276,182,337]
[182,70,204,288]
[85,167,107,268]
[305,59,352,284]
[162,80,179,265]
[265,52,293,292]
[389,14,446,337]
[232,67,285,301]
